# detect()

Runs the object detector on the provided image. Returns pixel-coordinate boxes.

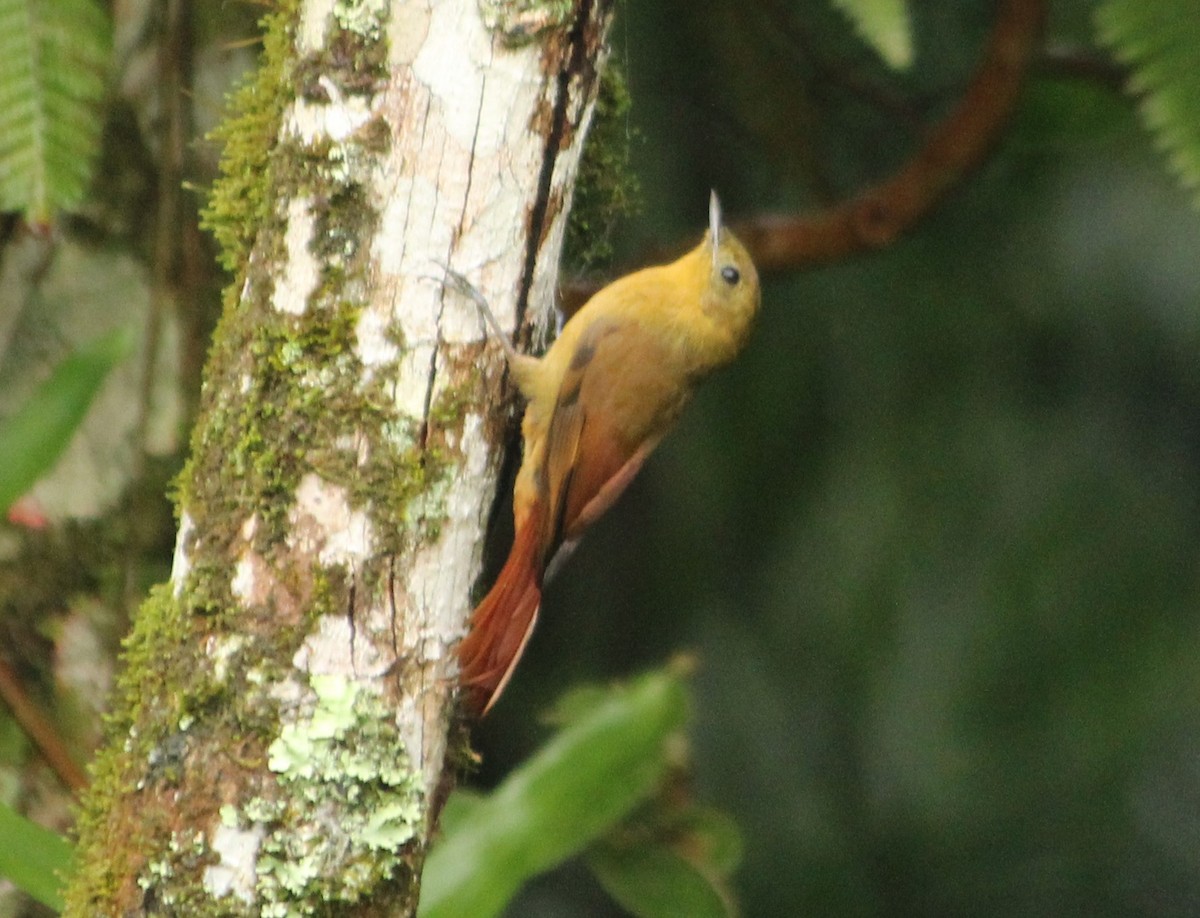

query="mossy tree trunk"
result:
[64,1,613,914]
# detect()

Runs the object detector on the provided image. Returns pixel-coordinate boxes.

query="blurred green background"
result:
[3,0,1200,915]
[473,1,1200,915]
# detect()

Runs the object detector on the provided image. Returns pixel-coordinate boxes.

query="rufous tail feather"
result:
[458,505,545,716]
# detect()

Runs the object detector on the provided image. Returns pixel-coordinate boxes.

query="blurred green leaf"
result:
[0,0,112,220]
[829,0,913,70]
[1096,0,1200,205]
[588,840,732,918]
[0,328,132,514]
[419,668,689,918]
[436,787,484,837]
[587,800,741,918]
[540,679,620,727]
[0,801,73,910]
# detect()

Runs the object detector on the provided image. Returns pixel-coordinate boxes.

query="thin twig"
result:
[0,659,88,792]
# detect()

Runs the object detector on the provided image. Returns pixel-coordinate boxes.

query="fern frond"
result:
[0,0,111,221]
[829,0,913,70]
[1096,0,1200,205]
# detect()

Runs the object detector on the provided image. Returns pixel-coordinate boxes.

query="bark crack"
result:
[346,571,359,676]
[515,0,596,328]
[460,66,489,236]
[387,554,401,663]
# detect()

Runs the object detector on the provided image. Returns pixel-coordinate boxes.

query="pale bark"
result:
[65,0,613,914]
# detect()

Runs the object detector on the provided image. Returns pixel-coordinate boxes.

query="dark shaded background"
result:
[474,1,1200,914]
[4,0,1196,915]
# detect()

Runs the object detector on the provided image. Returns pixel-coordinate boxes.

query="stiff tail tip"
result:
[458,583,541,717]
[458,512,545,717]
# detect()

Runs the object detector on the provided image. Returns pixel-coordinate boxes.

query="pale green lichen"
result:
[137,857,172,893]
[479,0,574,44]
[403,473,451,535]
[253,674,423,914]
[209,634,248,683]
[135,830,207,905]
[334,0,388,39]
[219,803,240,828]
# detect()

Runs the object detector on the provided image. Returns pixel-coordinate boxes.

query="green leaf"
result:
[436,788,484,836]
[0,801,74,910]
[0,328,132,513]
[829,0,913,70]
[419,669,690,918]
[0,0,112,221]
[586,802,742,918]
[1096,0,1200,205]
[588,840,733,918]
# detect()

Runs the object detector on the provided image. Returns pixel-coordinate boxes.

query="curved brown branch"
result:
[732,0,1046,272]
[0,658,87,792]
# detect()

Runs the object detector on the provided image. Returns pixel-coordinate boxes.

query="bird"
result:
[444,192,760,716]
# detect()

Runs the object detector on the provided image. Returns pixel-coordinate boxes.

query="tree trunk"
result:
[64,0,613,914]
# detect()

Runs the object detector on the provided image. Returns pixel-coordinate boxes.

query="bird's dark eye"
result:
[721,265,740,285]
